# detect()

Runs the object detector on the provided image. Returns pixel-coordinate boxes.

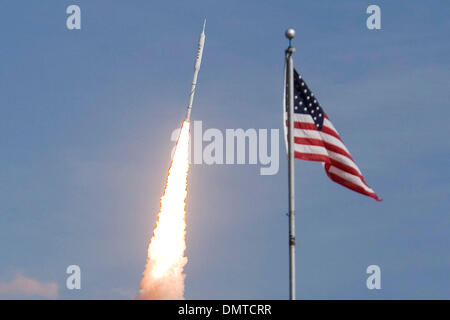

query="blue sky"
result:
[0,1,449,299]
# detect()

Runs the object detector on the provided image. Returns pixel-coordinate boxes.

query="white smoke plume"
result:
[137,121,190,300]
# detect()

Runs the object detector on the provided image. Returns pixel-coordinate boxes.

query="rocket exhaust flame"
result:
[138,121,191,300]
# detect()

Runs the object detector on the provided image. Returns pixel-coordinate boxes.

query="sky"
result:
[0,1,449,299]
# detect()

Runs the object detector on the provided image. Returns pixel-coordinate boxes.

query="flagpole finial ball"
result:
[285,28,296,39]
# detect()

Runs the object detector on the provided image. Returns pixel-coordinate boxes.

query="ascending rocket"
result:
[185,19,206,121]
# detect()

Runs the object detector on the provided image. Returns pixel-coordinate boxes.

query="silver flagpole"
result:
[285,28,296,300]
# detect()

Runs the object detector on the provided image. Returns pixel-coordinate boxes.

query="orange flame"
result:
[138,121,190,300]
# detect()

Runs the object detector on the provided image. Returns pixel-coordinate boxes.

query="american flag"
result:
[284,68,380,201]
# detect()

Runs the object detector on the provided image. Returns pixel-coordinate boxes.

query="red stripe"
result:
[294,152,329,163]
[320,126,342,142]
[324,164,381,201]
[292,121,342,142]
[294,149,363,180]
[292,121,316,131]
[294,137,354,161]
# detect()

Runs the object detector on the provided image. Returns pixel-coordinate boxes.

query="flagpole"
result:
[285,28,296,300]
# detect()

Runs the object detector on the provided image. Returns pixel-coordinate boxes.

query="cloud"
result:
[0,273,58,299]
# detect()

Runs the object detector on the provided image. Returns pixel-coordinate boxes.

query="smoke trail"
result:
[138,121,190,300]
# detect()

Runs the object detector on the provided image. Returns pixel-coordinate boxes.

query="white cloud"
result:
[0,273,58,299]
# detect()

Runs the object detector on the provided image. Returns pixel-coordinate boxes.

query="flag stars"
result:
[291,69,324,130]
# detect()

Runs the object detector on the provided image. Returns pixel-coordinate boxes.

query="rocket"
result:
[185,19,206,121]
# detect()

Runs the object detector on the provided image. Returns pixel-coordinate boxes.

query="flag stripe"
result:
[327,165,374,194]
[294,136,353,160]
[327,150,362,176]
[293,113,314,124]
[325,164,380,201]
[293,121,343,142]
[323,118,339,134]
[293,127,351,155]
[293,145,364,180]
